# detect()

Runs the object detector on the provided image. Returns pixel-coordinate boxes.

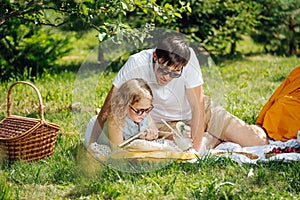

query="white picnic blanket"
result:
[87,137,300,164]
[207,139,300,164]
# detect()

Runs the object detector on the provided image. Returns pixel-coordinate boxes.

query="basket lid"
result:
[0,116,41,141]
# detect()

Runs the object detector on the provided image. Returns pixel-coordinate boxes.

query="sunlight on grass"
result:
[217,55,300,123]
[236,35,265,55]
[1,30,300,199]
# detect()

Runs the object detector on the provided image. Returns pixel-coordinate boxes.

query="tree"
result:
[251,0,300,55]
[176,0,262,55]
[1,0,184,39]
[0,0,185,81]
[0,17,70,81]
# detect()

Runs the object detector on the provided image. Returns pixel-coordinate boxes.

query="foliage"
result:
[0,0,187,81]
[160,0,300,56]
[175,0,262,55]
[0,18,71,82]
[0,172,12,200]
[1,0,300,82]
[0,0,185,37]
[251,0,300,55]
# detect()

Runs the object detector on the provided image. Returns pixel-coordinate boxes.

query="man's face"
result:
[153,55,183,86]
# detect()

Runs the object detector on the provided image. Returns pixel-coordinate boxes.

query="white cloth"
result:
[210,139,300,164]
[112,48,203,122]
[123,139,182,152]
[83,115,97,148]
[86,130,300,164]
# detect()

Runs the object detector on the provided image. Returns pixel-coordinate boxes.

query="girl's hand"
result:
[139,129,158,140]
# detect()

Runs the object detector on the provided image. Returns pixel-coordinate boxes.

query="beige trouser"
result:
[156,96,233,139]
[156,96,268,148]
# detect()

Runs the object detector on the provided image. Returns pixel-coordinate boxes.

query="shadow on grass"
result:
[63,143,144,199]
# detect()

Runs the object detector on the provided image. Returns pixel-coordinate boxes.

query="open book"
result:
[117,132,145,148]
[117,131,173,148]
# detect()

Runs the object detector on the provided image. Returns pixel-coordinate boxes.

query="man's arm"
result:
[186,85,205,152]
[88,86,116,145]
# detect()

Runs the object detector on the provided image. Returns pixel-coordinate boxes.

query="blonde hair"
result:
[110,78,153,128]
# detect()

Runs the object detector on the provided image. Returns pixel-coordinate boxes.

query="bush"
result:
[0,19,71,81]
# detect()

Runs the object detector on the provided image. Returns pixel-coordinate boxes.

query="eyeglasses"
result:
[129,105,154,116]
[156,60,183,78]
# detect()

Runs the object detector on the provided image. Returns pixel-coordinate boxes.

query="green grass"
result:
[1,31,300,199]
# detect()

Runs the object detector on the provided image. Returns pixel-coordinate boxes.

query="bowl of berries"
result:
[265,146,300,159]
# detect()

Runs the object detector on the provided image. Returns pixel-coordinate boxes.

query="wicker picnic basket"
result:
[0,81,60,162]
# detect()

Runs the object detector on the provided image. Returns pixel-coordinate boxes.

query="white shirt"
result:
[113,48,203,122]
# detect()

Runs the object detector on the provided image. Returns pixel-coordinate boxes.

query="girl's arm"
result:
[139,115,159,140]
[89,86,116,145]
[107,116,123,152]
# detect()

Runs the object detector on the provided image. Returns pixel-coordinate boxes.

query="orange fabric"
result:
[256,66,300,141]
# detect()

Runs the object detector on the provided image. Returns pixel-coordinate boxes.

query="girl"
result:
[84,78,158,151]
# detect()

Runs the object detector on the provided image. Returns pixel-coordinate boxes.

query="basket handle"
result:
[7,81,45,123]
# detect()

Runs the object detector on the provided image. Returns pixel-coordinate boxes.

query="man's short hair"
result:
[155,36,191,69]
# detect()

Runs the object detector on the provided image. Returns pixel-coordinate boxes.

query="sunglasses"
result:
[129,105,154,116]
[156,60,183,78]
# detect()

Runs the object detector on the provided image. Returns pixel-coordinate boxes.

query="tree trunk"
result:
[230,40,236,55]
[98,45,103,63]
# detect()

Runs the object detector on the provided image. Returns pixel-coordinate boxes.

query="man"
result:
[88,36,268,152]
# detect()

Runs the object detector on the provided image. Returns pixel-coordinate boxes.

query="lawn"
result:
[1,31,300,199]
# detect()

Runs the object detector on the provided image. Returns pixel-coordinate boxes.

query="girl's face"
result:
[128,98,153,123]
